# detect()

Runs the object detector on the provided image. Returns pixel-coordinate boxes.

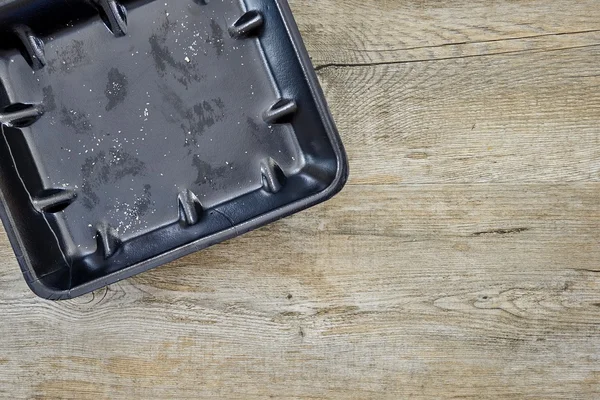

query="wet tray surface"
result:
[0,0,347,299]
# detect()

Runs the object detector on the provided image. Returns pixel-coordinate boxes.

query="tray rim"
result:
[0,0,348,300]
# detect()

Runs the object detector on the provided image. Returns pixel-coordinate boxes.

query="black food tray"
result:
[0,0,347,299]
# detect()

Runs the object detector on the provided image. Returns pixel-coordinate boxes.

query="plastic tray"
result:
[0,0,347,299]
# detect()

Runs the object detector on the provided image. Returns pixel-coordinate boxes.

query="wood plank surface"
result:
[1,0,600,398]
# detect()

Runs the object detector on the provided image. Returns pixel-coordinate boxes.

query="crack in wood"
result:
[472,228,530,236]
[315,43,600,71]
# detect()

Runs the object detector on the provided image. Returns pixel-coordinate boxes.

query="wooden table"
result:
[1,1,599,398]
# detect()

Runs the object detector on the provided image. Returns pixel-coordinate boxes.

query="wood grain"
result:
[1,0,600,398]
